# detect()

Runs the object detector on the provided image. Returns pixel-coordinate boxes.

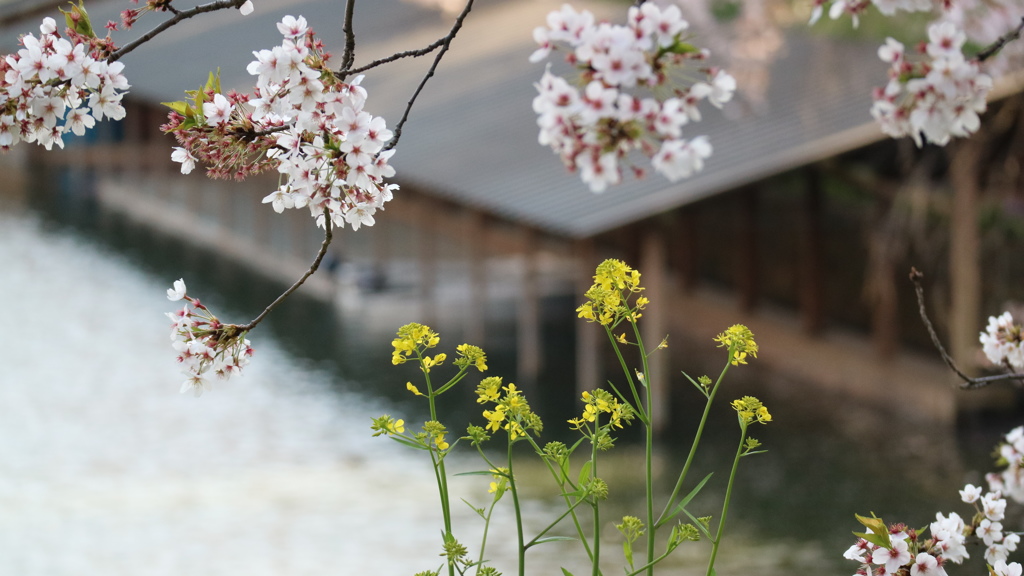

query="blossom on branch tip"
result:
[166,278,187,300]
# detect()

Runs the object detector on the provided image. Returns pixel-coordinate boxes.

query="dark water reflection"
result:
[16,168,1024,576]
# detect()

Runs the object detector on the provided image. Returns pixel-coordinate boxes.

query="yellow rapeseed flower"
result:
[714,324,758,366]
[406,382,425,396]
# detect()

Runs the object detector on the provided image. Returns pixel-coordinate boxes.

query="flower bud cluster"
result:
[0,16,128,151]
[980,311,1024,371]
[166,278,253,396]
[165,16,397,231]
[870,21,991,146]
[530,3,735,192]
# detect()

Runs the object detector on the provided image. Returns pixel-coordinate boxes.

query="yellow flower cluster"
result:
[455,343,488,372]
[391,323,441,366]
[568,389,633,431]
[576,259,648,327]
[476,378,542,441]
[713,324,758,366]
[422,420,450,451]
[730,396,772,426]
[370,414,406,437]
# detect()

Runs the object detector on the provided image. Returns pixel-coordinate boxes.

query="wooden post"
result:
[736,187,759,312]
[466,210,488,346]
[575,238,600,395]
[517,228,541,391]
[418,194,438,326]
[799,168,824,334]
[948,139,982,373]
[672,206,698,292]
[640,228,668,433]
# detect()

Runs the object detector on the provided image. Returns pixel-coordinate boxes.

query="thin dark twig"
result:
[235,211,334,332]
[107,0,248,62]
[909,267,1024,389]
[345,38,445,76]
[383,0,474,152]
[340,0,357,74]
[976,17,1024,62]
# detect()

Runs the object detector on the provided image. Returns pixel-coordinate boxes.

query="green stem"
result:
[603,328,648,424]
[705,421,747,576]
[419,350,454,576]
[656,359,732,529]
[508,435,526,576]
[523,435,595,563]
[591,426,601,576]
[629,320,655,576]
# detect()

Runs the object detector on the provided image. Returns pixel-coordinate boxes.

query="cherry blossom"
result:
[531,3,734,192]
[0,16,129,152]
[164,17,398,231]
[166,279,253,396]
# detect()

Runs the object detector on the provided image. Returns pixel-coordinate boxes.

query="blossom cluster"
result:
[165,15,397,231]
[980,311,1024,371]
[0,15,128,150]
[870,21,991,146]
[988,426,1024,505]
[476,377,542,441]
[166,278,253,396]
[845,426,1024,576]
[530,3,735,192]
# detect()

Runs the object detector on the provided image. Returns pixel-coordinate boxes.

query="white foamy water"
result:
[0,213,472,575]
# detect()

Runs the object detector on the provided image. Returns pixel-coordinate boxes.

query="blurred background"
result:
[2,0,1024,574]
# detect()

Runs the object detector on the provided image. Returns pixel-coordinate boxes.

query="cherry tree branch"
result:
[382,0,474,152]
[234,211,334,332]
[340,0,357,73]
[976,17,1024,63]
[107,0,248,63]
[909,267,1024,389]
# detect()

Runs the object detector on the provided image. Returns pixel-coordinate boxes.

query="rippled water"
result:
[0,199,1015,576]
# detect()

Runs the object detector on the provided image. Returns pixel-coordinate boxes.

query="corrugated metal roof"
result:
[356,1,889,238]
[2,0,898,237]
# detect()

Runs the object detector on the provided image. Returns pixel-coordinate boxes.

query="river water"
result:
[0,190,1016,576]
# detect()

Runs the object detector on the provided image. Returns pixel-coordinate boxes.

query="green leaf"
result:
[161,101,190,116]
[577,460,592,486]
[676,472,713,510]
[561,568,575,576]
[532,536,577,545]
[205,69,222,94]
[389,436,429,450]
[460,498,486,519]
[454,470,499,477]
[681,509,713,540]
[853,513,891,549]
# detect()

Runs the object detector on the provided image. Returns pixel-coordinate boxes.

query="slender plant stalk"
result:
[656,359,732,528]
[591,428,601,576]
[507,437,526,576]
[705,421,748,576]
[523,435,595,563]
